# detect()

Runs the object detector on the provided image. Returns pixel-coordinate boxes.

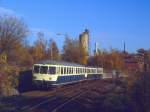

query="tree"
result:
[31,32,47,62]
[0,14,28,64]
[88,49,125,72]
[0,14,29,95]
[47,39,59,60]
[110,49,125,71]
[62,37,87,64]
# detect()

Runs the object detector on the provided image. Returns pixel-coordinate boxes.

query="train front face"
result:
[32,64,58,88]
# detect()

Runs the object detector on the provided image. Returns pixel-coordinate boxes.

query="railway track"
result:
[13,79,116,112]
[19,80,96,112]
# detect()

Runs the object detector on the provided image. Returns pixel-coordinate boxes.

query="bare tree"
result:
[0,14,28,63]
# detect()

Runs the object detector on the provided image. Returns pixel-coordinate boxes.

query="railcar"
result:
[32,60,103,88]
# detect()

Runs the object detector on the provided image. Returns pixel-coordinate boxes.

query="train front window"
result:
[33,65,40,73]
[48,67,56,74]
[40,66,48,74]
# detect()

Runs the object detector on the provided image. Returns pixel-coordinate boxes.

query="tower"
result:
[79,29,89,56]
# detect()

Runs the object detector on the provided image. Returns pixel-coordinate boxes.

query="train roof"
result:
[35,60,85,67]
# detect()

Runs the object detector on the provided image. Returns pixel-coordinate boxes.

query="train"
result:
[32,60,103,88]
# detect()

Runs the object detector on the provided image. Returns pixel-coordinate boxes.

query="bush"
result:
[102,93,132,112]
[128,72,150,112]
[0,63,20,96]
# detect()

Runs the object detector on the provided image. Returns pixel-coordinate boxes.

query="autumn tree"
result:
[47,39,59,60]
[0,14,29,95]
[31,32,47,62]
[110,49,125,71]
[88,49,125,72]
[0,14,28,64]
[62,38,79,63]
[62,37,87,64]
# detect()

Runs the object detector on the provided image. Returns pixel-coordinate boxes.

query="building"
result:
[124,53,145,72]
[79,29,89,56]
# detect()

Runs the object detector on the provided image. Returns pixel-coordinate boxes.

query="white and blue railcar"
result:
[32,61,103,87]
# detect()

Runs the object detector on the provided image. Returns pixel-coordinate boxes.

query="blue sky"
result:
[0,0,150,53]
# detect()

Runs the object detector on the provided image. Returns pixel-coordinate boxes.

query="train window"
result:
[63,67,65,74]
[64,67,67,74]
[75,68,77,73]
[70,68,72,74]
[73,68,75,74]
[69,67,71,74]
[67,68,69,74]
[92,69,94,73]
[67,67,69,74]
[72,68,74,74]
[97,69,99,73]
[33,65,40,73]
[78,68,80,74]
[61,67,63,74]
[97,69,100,73]
[59,67,61,74]
[66,67,68,74]
[98,68,102,73]
[94,69,96,73]
[87,69,89,73]
[48,67,56,74]
[86,68,88,73]
[56,67,60,74]
[76,68,78,74]
[40,66,48,74]
[79,68,80,74]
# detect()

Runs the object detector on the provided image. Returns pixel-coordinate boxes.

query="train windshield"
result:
[33,65,40,73]
[48,67,56,74]
[40,66,48,74]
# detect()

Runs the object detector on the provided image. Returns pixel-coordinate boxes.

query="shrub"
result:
[0,63,20,96]
[128,72,150,112]
[102,93,132,112]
